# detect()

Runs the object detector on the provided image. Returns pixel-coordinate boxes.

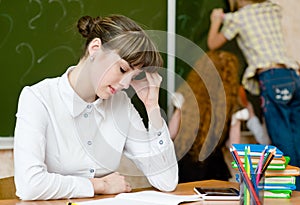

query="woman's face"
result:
[91,52,142,99]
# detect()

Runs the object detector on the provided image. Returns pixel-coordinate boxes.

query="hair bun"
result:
[77,15,99,38]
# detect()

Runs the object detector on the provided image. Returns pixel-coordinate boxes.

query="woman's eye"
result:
[120,67,126,73]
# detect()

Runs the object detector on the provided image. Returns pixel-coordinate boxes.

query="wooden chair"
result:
[0,176,17,199]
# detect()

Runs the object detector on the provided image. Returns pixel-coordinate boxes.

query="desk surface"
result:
[1,180,299,205]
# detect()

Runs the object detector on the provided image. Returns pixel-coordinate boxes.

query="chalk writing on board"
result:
[28,0,43,30]
[16,42,35,85]
[49,0,66,30]
[14,0,84,85]
[149,11,162,28]
[37,45,76,64]
[0,14,13,48]
[28,0,84,30]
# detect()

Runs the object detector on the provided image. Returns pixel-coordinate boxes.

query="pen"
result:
[256,145,268,185]
[260,148,276,180]
[247,146,254,174]
[246,146,258,195]
[244,146,250,205]
[230,147,261,205]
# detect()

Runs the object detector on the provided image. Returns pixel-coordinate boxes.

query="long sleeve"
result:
[14,87,94,200]
[123,100,178,192]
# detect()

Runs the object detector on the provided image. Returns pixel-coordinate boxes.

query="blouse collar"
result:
[58,66,105,118]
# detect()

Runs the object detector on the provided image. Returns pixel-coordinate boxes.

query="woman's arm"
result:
[126,73,178,191]
[14,87,94,200]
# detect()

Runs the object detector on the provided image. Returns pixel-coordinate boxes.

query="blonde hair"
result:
[77,15,162,72]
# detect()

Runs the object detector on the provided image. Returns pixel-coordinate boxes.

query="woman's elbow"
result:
[207,35,227,51]
[154,173,178,192]
[17,186,43,200]
[162,181,178,192]
[16,179,49,200]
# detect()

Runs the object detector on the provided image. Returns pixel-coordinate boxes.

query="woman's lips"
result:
[109,85,116,94]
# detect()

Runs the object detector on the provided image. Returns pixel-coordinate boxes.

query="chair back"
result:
[0,176,17,199]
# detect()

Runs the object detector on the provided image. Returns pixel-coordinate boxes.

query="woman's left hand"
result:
[130,72,162,110]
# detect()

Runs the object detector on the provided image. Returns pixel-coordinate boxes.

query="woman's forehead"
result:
[121,58,143,70]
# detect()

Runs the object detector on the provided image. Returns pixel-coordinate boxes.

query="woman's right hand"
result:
[89,172,132,195]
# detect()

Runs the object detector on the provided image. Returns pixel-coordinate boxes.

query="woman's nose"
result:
[119,75,131,89]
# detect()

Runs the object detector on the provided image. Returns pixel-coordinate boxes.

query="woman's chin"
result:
[97,92,112,100]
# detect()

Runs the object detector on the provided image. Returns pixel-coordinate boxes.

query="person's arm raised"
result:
[207,8,227,50]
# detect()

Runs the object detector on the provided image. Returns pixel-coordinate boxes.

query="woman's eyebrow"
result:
[128,63,134,70]
[122,59,134,70]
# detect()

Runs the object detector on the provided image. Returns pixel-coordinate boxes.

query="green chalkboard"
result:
[176,0,229,80]
[0,0,167,136]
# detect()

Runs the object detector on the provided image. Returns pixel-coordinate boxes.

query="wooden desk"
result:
[1,180,299,205]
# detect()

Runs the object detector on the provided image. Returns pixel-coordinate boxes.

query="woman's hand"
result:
[89,172,132,195]
[130,72,163,128]
[130,72,162,110]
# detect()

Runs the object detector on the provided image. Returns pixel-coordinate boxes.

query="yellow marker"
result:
[244,146,250,205]
[66,202,79,205]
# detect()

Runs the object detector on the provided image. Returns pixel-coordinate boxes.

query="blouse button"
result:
[159,139,163,145]
[157,131,162,136]
[87,140,92,145]
[87,104,92,109]
[84,113,89,118]
[89,168,95,173]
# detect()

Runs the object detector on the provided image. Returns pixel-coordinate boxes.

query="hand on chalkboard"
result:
[210,8,224,23]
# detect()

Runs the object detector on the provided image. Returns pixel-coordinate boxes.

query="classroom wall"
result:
[272,0,300,63]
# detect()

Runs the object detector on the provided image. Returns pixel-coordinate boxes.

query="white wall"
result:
[272,0,300,62]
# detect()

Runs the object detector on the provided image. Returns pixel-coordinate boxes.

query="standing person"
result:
[14,15,178,200]
[208,0,300,190]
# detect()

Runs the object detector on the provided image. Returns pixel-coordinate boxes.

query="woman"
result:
[14,15,178,200]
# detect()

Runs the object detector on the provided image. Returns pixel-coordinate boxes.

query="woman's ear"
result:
[88,38,102,57]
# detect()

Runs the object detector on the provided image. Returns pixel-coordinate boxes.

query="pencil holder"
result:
[239,172,265,205]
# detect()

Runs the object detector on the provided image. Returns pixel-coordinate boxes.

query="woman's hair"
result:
[77,15,162,72]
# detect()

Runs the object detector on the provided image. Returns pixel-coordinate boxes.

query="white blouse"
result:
[14,67,178,200]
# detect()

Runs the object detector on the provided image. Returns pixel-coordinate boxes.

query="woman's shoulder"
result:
[27,76,60,89]
[20,77,61,101]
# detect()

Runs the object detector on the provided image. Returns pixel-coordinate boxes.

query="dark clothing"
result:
[178,149,232,183]
[258,68,300,190]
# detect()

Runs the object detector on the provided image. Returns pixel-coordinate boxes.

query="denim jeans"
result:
[258,68,300,190]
